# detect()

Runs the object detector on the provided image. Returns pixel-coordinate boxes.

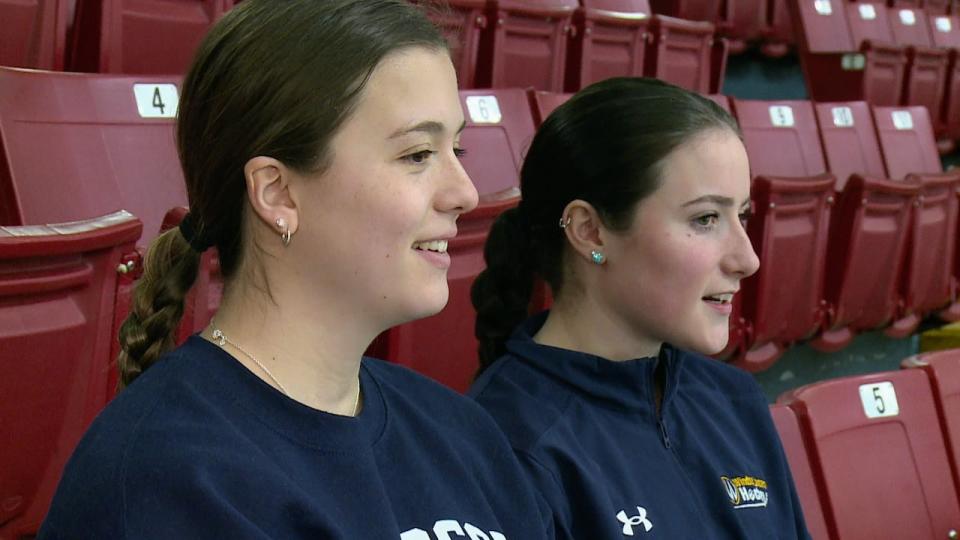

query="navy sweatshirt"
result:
[39,336,552,539]
[470,313,810,539]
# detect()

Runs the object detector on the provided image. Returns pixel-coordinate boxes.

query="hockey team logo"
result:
[720,475,769,509]
[400,520,506,540]
[616,506,653,536]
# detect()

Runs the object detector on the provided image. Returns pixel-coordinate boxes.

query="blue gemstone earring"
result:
[591,250,606,265]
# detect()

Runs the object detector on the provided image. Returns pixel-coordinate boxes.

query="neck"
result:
[205,282,370,416]
[533,291,661,362]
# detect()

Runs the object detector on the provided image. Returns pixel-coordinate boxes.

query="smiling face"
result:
[289,46,478,329]
[599,129,759,355]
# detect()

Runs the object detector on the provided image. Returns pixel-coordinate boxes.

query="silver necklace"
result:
[209,322,361,415]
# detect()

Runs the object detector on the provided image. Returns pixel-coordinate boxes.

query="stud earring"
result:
[275,218,292,247]
[591,250,606,265]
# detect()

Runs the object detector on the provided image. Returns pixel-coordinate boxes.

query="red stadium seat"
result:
[763,0,796,58]
[925,0,952,15]
[566,0,650,92]
[647,15,726,93]
[889,7,950,134]
[928,14,960,139]
[706,92,731,112]
[780,369,960,540]
[810,101,917,352]
[482,0,579,91]
[0,67,217,336]
[718,0,767,54]
[791,0,907,106]
[0,211,142,538]
[424,0,488,89]
[374,89,536,392]
[768,404,831,540]
[527,89,572,126]
[873,105,960,330]
[903,349,960,505]
[0,0,69,70]
[70,0,230,74]
[731,99,834,371]
[649,0,721,23]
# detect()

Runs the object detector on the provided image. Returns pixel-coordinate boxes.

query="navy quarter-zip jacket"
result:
[470,313,810,539]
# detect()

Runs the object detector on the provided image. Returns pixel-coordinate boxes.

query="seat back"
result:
[768,404,831,540]
[71,0,229,74]
[889,6,935,47]
[733,99,827,177]
[783,370,960,539]
[424,0,488,89]
[903,349,960,505]
[792,0,855,53]
[0,0,69,70]
[813,101,887,187]
[0,68,186,240]
[873,105,944,178]
[846,2,896,46]
[527,89,572,126]
[0,211,142,538]
[647,15,717,93]
[487,0,578,91]
[568,0,650,91]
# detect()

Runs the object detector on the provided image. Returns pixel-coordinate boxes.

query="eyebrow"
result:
[388,119,467,139]
[682,195,751,209]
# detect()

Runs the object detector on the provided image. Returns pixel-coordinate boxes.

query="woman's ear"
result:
[561,199,608,265]
[244,156,298,238]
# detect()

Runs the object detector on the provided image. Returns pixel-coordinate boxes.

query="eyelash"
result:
[691,210,752,231]
[402,147,467,165]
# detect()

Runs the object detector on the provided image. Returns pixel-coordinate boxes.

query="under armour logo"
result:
[616,506,653,536]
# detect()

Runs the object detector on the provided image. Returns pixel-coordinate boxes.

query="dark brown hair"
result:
[117,0,448,387]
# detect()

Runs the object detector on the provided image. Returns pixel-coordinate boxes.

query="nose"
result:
[723,216,760,279]
[439,150,479,216]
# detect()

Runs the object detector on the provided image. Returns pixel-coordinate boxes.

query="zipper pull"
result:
[658,420,671,449]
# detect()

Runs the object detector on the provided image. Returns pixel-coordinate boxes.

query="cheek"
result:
[630,234,712,310]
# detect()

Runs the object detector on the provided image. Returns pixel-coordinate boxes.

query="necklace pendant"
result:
[212,328,226,347]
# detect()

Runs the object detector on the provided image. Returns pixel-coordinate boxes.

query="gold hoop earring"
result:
[275,218,292,247]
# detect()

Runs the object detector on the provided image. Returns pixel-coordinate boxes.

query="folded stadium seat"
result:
[0,0,69,70]
[809,101,918,352]
[0,211,142,538]
[924,0,952,16]
[768,405,831,540]
[762,0,796,58]
[706,92,731,112]
[480,0,579,91]
[422,0,488,89]
[717,0,767,54]
[526,89,572,126]
[649,0,721,22]
[374,89,535,392]
[779,369,960,540]
[565,0,650,92]
[69,0,231,74]
[873,105,960,329]
[902,349,960,505]
[0,67,217,337]
[790,0,907,106]
[647,15,727,93]
[729,99,835,372]
[928,13,960,140]
[888,7,951,137]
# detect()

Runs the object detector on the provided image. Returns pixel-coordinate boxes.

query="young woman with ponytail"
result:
[38,1,552,538]
[470,77,811,539]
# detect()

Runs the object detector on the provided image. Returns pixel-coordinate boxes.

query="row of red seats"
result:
[3,65,957,387]
[726,97,959,371]
[793,0,960,145]
[653,0,797,56]
[433,0,727,92]
[0,0,234,74]
[0,0,726,94]
[771,348,960,539]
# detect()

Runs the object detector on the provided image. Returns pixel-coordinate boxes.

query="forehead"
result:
[345,47,462,136]
[649,130,751,206]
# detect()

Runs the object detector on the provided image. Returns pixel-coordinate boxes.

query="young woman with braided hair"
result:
[469,77,811,539]
[38,1,552,538]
